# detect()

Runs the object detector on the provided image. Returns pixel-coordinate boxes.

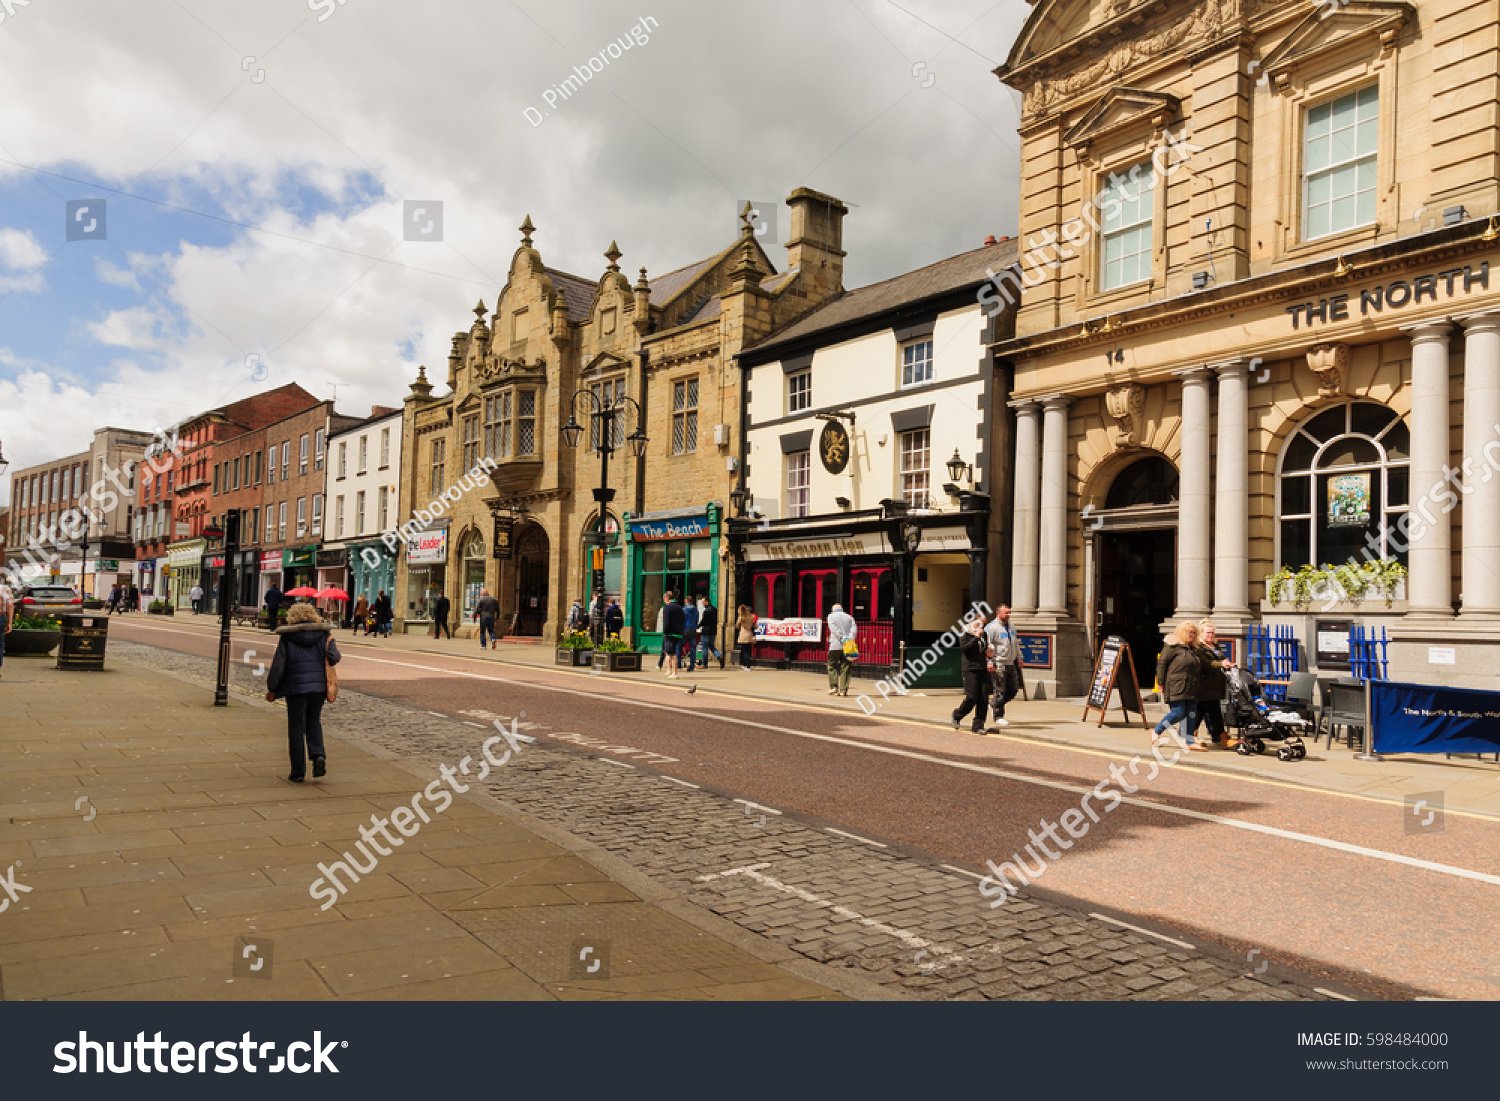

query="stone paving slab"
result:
[105,641,1334,1002]
[0,652,859,1002]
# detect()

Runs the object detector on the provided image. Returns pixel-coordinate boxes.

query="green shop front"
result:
[349,537,397,607]
[282,544,318,591]
[626,504,722,653]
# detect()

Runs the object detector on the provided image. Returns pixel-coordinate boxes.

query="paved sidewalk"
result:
[0,655,863,1001]
[195,617,1500,820]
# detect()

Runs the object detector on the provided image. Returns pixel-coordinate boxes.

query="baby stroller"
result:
[1225,666,1308,761]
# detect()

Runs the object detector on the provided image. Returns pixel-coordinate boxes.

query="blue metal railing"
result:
[1347,624,1389,683]
[1245,622,1299,701]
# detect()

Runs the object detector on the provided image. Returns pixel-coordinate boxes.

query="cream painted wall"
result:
[746,303,988,517]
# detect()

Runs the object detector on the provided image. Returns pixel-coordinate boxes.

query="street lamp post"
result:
[560,389,647,644]
[203,511,240,706]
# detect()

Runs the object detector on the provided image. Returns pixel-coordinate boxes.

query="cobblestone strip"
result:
[118,642,1318,1001]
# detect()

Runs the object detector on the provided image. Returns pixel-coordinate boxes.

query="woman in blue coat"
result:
[266,602,342,782]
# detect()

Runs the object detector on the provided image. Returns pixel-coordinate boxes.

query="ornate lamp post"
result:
[560,389,647,643]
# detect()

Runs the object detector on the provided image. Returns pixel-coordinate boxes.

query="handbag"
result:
[842,637,860,661]
[323,637,339,703]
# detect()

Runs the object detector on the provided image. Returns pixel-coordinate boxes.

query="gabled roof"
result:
[744,239,1018,357]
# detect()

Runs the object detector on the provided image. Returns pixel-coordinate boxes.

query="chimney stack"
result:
[784,187,848,302]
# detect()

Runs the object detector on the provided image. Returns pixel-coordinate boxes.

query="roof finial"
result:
[473,299,487,322]
[634,266,650,293]
[739,201,757,239]
[519,214,535,247]
[604,240,622,272]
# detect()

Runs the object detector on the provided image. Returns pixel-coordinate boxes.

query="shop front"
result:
[350,538,397,612]
[201,552,226,609]
[258,549,282,602]
[233,550,259,609]
[402,523,449,631]
[734,508,988,686]
[626,505,721,655]
[167,539,205,609]
[281,545,317,592]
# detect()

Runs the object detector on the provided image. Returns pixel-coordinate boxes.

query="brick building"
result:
[161,383,315,610]
[396,189,848,643]
[254,401,359,606]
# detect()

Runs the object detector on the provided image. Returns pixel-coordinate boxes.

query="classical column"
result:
[1009,399,1042,613]
[1460,313,1500,616]
[1038,395,1072,616]
[1212,359,1251,618]
[1405,321,1454,617]
[1175,368,1213,618]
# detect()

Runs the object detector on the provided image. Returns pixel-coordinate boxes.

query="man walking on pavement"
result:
[190,583,204,615]
[951,615,992,734]
[983,604,1021,729]
[264,584,283,632]
[681,593,700,672]
[431,591,452,639]
[696,596,723,669]
[474,588,501,650]
[660,590,685,678]
[826,603,857,697]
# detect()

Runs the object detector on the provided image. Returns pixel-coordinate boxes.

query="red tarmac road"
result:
[114,618,1500,1000]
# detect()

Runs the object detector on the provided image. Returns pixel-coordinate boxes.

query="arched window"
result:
[1105,456,1178,508]
[461,529,487,616]
[1277,402,1409,568]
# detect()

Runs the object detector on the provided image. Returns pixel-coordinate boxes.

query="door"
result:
[1094,529,1175,689]
[515,524,550,636]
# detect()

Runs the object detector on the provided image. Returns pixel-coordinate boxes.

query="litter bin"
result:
[56,614,109,671]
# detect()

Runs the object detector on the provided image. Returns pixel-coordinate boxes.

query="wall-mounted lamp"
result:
[945,449,973,484]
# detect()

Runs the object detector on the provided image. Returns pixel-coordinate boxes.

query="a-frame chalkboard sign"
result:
[1082,634,1150,729]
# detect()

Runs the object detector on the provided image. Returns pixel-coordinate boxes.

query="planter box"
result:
[592,651,642,672]
[555,648,594,667]
[7,629,61,656]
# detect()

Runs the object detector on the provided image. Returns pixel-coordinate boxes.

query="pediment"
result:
[580,351,630,379]
[1063,87,1180,150]
[1002,0,1175,81]
[1261,2,1413,89]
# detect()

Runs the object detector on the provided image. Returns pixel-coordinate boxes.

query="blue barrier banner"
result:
[1370,680,1500,755]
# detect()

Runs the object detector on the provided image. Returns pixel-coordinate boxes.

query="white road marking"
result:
[938,864,985,881]
[733,798,782,816]
[461,721,485,728]
[696,862,963,967]
[825,827,886,849]
[1088,913,1196,951]
[115,623,1500,889]
[1318,988,1358,1001]
[598,758,634,770]
[662,777,701,789]
[426,711,446,718]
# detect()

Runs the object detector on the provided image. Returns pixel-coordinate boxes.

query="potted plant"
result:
[6,612,63,655]
[147,599,174,616]
[555,629,595,667]
[591,634,642,672]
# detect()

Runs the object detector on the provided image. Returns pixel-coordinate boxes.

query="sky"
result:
[0,0,1029,505]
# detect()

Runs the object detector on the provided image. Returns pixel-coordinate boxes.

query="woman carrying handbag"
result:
[266,602,342,782]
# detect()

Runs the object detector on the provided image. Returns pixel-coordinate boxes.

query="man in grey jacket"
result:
[826,603,857,697]
[983,604,1021,729]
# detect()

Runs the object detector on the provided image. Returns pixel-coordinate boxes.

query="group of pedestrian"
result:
[1152,619,1233,751]
[346,591,393,637]
[106,583,140,615]
[950,604,1023,732]
[657,592,724,677]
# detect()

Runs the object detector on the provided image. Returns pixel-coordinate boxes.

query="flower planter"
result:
[592,651,642,672]
[6,628,62,656]
[555,648,594,667]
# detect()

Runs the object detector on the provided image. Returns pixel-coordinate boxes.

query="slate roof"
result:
[745,239,1019,355]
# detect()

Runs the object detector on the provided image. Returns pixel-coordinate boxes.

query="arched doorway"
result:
[515,523,550,636]
[1088,455,1179,687]
[460,528,487,623]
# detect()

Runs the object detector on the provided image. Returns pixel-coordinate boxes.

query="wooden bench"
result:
[230,606,267,627]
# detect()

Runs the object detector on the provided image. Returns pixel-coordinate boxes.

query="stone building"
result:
[993,0,1500,693]
[396,189,849,643]
[6,426,154,599]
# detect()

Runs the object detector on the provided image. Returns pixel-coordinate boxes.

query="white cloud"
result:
[0,0,1028,508]
[0,227,46,271]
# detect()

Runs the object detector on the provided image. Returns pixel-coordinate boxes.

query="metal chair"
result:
[1315,678,1335,743]
[1324,681,1367,750]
